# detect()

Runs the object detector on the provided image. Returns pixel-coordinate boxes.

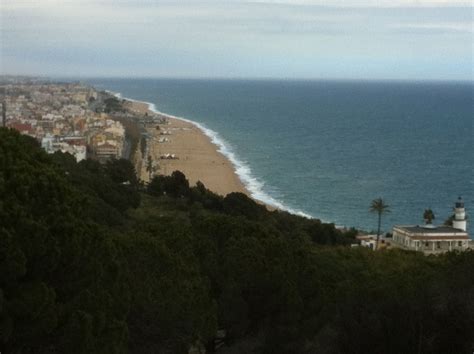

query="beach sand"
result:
[128,100,249,197]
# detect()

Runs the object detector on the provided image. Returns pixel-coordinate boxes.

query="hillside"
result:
[0,127,473,354]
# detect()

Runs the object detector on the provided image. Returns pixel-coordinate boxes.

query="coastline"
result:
[112,91,312,217]
[124,97,250,198]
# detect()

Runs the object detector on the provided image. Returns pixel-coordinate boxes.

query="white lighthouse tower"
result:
[452,196,467,231]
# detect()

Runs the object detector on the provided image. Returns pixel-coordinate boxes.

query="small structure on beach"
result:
[392,197,471,254]
[160,153,179,160]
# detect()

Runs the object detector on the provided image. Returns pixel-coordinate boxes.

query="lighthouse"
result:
[452,196,467,231]
[392,196,471,254]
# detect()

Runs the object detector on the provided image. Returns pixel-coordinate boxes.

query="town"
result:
[0,76,169,168]
[0,76,131,163]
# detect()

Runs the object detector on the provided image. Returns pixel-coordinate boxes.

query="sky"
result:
[1,0,472,80]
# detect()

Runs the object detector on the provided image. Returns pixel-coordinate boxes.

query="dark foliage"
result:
[0,129,128,353]
[1,128,473,354]
[104,97,125,113]
[148,171,190,198]
[50,153,141,226]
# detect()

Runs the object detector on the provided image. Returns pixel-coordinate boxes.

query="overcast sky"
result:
[1,0,472,80]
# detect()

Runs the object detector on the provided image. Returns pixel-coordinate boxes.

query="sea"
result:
[84,78,473,234]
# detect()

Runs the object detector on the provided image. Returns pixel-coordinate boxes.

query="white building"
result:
[392,197,471,254]
[355,235,377,249]
[41,135,87,162]
[353,234,393,250]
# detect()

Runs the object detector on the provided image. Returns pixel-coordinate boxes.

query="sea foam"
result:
[107,90,312,218]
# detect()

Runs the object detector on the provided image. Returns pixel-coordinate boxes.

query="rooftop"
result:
[394,225,467,235]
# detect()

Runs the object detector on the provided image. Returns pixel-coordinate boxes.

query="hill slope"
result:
[0,128,473,353]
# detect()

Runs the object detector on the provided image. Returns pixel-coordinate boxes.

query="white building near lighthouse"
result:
[392,197,471,254]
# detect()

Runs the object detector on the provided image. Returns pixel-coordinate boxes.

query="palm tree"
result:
[423,209,435,225]
[370,198,390,250]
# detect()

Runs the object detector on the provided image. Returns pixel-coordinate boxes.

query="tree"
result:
[444,214,454,226]
[222,192,266,220]
[106,158,139,187]
[167,170,190,197]
[146,155,154,180]
[147,170,190,198]
[103,96,123,113]
[423,209,435,225]
[140,137,147,157]
[0,128,129,353]
[369,198,390,250]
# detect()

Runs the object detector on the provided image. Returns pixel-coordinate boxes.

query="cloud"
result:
[247,0,471,7]
[390,22,474,33]
[2,0,471,10]
[1,0,472,79]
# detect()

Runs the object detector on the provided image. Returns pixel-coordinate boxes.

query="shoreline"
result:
[124,96,250,198]
[110,91,312,217]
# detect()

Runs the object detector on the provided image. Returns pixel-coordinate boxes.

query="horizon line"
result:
[1,73,473,84]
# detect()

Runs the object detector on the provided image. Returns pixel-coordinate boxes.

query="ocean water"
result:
[85,79,473,233]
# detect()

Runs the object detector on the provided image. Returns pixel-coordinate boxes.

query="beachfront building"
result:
[93,142,121,161]
[392,197,471,254]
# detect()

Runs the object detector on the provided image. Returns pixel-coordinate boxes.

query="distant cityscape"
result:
[1,76,129,163]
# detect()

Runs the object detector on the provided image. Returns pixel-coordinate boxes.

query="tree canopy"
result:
[1,128,473,354]
[424,208,435,224]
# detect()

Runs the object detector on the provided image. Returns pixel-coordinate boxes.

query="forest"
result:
[0,127,473,354]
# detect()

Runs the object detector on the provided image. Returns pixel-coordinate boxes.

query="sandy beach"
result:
[127,100,249,197]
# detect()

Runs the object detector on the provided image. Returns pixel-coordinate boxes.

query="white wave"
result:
[104,89,122,99]
[106,90,313,218]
